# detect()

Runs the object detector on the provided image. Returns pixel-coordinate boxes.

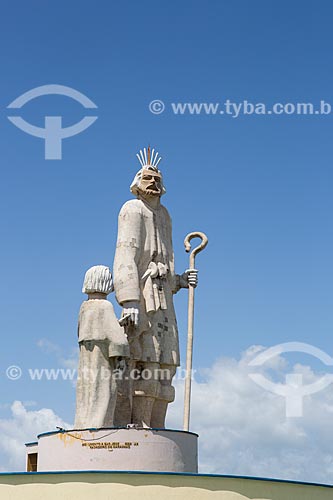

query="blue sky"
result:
[0,0,333,479]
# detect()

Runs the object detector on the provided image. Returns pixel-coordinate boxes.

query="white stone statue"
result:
[75,265,129,429]
[113,148,198,428]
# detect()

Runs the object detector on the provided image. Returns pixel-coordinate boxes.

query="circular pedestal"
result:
[36,428,198,473]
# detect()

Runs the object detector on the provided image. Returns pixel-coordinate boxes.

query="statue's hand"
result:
[115,357,126,372]
[180,269,198,288]
[122,301,140,327]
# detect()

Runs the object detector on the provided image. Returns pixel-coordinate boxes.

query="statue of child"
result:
[75,265,129,429]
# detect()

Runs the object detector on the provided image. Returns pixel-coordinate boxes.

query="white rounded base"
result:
[34,428,198,473]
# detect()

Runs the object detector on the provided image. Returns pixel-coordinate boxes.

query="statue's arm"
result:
[162,206,198,294]
[113,202,142,306]
[77,303,84,341]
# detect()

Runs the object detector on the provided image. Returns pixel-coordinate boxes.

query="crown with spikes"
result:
[136,146,162,171]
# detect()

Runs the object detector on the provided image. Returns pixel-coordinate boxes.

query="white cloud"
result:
[36,338,79,387]
[0,401,70,472]
[37,338,78,370]
[167,346,333,484]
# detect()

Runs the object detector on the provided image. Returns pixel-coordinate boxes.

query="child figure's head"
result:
[82,265,113,298]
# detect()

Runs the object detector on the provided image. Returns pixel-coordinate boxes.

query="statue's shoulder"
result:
[79,300,88,312]
[79,299,115,328]
[79,299,114,315]
[119,198,143,216]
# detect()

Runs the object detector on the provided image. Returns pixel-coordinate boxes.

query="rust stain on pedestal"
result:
[56,432,83,447]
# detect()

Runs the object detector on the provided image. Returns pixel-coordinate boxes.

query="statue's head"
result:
[82,265,113,295]
[130,147,166,198]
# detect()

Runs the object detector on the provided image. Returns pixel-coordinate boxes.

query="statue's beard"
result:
[138,184,162,197]
[144,187,161,196]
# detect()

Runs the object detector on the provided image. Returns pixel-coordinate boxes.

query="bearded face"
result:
[138,169,163,197]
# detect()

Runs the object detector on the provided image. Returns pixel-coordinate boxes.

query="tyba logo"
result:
[248,342,333,417]
[7,84,98,160]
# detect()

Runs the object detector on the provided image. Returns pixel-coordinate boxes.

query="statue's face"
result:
[138,169,162,197]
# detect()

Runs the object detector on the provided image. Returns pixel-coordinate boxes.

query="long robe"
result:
[113,198,180,367]
[75,299,129,428]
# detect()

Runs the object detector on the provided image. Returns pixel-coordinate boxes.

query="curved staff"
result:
[183,231,208,431]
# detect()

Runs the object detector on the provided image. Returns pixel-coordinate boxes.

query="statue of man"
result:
[113,148,198,428]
